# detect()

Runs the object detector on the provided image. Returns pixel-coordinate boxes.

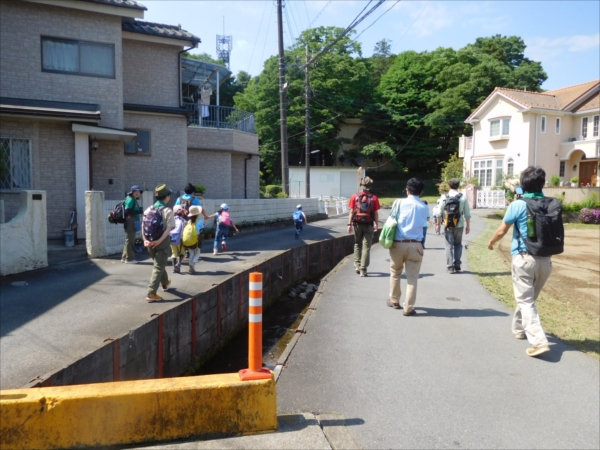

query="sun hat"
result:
[128,185,142,195]
[220,203,229,210]
[188,205,203,216]
[173,205,184,214]
[154,184,171,198]
[360,176,373,189]
[296,204,302,209]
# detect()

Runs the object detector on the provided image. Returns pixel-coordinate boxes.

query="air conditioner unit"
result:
[569,137,577,142]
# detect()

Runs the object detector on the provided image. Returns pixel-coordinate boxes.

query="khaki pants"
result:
[353,223,374,273]
[121,218,136,262]
[389,242,423,311]
[148,237,171,295]
[511,253,552,348]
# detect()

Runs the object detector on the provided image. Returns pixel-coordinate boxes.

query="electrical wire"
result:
[246,0,269,73]
[259,3,275,73]
[391,0,430,52]
[353,0,400,42]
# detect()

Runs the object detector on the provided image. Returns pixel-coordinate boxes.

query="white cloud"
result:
[527,33,600,61]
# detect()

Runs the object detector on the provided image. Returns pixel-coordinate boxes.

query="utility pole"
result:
[304,43,310,199]
[277,0,289,195]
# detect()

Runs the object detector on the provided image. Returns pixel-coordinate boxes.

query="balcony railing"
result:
[183,102,256,134]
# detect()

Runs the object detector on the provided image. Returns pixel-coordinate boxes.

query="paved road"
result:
[277,216,600,449]
[0,215,351,389]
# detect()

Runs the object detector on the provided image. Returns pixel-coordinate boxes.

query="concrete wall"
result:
[0,0,123,129]
[0,190,47,276]
[188,127,259,155]
[123,112,188,197]
[543,186,600,203]
[27,231,364,388]
[122,39,180,108]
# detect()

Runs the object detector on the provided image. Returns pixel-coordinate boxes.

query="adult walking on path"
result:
[386,178,429,316]
[435,177,471,273]
[143,184,175,302]
[121,185,143,264]
[487,166,562,357]
[347,176,380,277]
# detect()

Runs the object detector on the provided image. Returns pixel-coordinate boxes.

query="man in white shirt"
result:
[435,178,471,273]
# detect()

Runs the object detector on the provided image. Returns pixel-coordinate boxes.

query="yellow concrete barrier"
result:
[0,373,277,449]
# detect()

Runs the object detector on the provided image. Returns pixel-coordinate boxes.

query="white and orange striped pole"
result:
[239,272,273,381]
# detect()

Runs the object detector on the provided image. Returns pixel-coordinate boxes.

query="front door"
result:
[579,161,597,187]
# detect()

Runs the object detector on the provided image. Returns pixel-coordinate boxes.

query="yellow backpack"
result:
[182,221,198,247]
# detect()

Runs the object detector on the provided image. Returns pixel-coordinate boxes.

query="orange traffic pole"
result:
[239,272,273,381]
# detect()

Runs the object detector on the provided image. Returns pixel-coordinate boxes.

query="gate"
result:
[104,200,126,254]
[476,190,506,209]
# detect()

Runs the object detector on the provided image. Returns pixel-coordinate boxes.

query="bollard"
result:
[239,272,273,381]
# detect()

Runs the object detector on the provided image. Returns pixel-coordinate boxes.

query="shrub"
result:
[579,208,600,224]
[194,184,206,195]
[276,192,289,198]
[438,181,450,194]
[468,177,479,186]
[264,185,282,198]
[550,175,560,187]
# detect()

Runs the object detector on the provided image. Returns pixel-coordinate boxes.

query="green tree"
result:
[440,153,464,181]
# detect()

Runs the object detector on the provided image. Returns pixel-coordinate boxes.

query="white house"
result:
[459,80,600,188]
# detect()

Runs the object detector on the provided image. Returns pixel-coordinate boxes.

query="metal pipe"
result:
[244,154,252,199]
[178,44,197,107]
[305,43,310,199]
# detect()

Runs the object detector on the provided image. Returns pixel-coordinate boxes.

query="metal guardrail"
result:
[183,103,256,134]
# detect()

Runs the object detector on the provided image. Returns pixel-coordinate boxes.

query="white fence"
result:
[318,196,348,215]
[476,190,506,209]
[104,200,126,255]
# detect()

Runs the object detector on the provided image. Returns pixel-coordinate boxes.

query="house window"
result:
[124,130,150,155]
[594,115,599,137]
[42,37,115,78]
[0,138,32,190]
[473,159,495,187]
[555,117,561,135]
[540,116,546,133]
[490,118,510,137]
[559,161,565,177]
[582,117,588,139]
[495,159,503,186]
[507,158,514,177]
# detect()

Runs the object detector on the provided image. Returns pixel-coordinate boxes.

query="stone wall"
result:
[0,0,123,129]
[123,112,188,196]
[122,39,180,108]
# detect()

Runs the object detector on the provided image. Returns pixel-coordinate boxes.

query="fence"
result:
[476,190,506,209]
[319,196,348,215]
[183,103,256,134]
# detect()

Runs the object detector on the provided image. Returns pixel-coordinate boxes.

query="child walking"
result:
[213,203,239,255]
[421,199,430,248]
[292,204,307,239]
[169,205,186,274]
[183,205,204,274]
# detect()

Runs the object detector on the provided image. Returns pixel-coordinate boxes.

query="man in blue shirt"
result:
[487,167,552,357]
[387,178,429,316]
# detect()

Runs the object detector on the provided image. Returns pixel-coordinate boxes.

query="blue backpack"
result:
[292,210,303,223]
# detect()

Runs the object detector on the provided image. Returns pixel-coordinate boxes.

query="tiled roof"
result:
[545,80,599,109]
[571,91,600,113]
[79,0,146,11]
[122,20,200,45]
[497,88,561,110]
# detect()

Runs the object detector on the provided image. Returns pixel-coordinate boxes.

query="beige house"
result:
[0,0,259,240]
[459,80,600,189]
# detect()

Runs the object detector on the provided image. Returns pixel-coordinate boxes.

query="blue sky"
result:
[144,1,600,91]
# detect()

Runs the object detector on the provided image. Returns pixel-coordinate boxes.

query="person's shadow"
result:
[415,307,509,318]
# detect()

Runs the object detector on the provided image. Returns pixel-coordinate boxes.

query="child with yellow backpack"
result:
[183,205,215,274]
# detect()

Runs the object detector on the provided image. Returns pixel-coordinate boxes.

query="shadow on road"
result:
[415,307,510,318]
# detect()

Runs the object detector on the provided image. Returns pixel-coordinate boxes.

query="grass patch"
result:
[467,217,599,359]
[564,222,600,230]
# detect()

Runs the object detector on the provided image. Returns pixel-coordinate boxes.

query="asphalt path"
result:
[277,215,600,449]
[0,215,352,389]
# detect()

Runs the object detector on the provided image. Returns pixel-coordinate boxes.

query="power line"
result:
[259,3,275,73]
[246,1,269,73]
[353,0,400,42]
[391,0,430,52]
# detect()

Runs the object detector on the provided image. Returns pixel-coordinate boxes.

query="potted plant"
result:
[570,176,579,187]
[194,184,206,198]
[550,174,560,187]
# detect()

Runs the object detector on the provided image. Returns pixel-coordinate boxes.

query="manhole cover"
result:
[446,296,461,301]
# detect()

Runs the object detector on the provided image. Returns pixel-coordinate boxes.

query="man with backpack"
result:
[120,185,143,264]
[347,176,380,277]
[435,178,471,273]
[143,184,175,303]
[488,167,563,357]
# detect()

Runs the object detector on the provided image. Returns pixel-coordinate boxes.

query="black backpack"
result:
[516,197,564,257]
[107,201,126,224]
[353,193,374,224]
[442,194,462,229]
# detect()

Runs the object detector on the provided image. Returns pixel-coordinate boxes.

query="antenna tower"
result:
[216,17,232,68]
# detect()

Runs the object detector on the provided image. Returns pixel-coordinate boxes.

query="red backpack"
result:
[353,193,374,224]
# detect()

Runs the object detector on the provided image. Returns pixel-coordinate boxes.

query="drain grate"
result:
[446,296,461,301]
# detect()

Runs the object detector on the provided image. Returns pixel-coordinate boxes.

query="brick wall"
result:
[122,39,180,107]
[187,149,231,198]
[0,0,124,128]
[123,112,188,196]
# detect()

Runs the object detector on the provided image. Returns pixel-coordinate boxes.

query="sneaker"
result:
[162,279,171,291]
[526,345,550,357]
[173,265,180,274]
[189,265,196,275]
[360,271,367,277]
[213,249,218,256]
[221,241,227,251]
[447,266,456,274]
[125,260,138,264]
[454,264,461,272]
[146,293,163,303]
[121,259,125,263]
[515,332,526,340]
[355,268,360,274]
